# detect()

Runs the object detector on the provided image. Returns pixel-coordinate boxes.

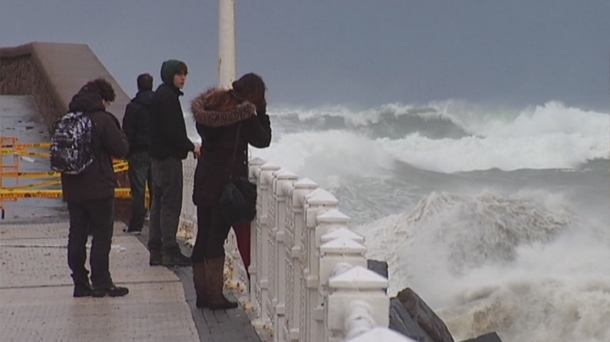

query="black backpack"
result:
[50,112,95,174]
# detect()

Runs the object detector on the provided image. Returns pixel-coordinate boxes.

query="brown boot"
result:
[206,257,238,310]
[193,261,209,308]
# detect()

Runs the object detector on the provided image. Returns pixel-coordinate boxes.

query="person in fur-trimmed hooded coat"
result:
[190,73,271,309]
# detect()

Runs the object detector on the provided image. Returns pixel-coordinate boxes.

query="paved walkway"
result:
[0,221,260,342]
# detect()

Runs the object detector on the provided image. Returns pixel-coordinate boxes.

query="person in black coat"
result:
[122,73,154,234]
[190,73,271,309]
[148,60,200,266]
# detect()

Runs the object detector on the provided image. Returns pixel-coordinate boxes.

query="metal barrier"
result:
[0,136,135,219]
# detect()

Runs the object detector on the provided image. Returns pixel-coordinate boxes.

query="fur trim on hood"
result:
[191,88,256,127]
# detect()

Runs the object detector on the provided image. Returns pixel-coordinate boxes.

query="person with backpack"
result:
[122,73,154,234]
[148,60,200,267]
[53,78,130,297]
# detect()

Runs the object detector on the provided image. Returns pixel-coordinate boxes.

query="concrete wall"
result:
[0,42,130,130]
[0,42,132,221]
[0,55,62,131]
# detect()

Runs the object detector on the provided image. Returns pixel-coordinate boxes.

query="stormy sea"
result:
[225,100,610,342]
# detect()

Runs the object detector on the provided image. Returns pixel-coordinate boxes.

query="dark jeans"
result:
[191,204,231,263]
[67,198,114,288]
[127,152,152,231]
[148,157,183,253]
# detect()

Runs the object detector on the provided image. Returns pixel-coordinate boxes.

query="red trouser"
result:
[233,223,251,272]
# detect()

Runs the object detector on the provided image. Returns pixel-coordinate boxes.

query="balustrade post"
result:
[319,237,368,342]
[345,327,417,342]
[320,227,365,245]
[287,178,318,342]
[252,162,281,334]
[303,189,338,342]
[271,169,298,342]
[246,157,266,311]
[315,209,351,250]
[326,266,390,341]
[319,237,367,294]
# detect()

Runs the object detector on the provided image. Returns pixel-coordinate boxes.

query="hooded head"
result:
[160,60,188,87]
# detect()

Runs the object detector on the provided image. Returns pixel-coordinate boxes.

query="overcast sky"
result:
[1,1,609,111]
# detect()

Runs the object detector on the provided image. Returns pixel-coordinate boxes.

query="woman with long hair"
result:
[190,73,271,309]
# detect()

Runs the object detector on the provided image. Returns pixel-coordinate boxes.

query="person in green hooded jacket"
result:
[148,60,200,266]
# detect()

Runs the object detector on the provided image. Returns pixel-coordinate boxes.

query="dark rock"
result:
[460,332,503,342]
[367,259,388,278]
[389,298,435,342]
[396,288,454,342]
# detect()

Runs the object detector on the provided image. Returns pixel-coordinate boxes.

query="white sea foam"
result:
[253,101,609,173]
[352,190,610,342]
[252,129,395,180]
[379,130,608,172]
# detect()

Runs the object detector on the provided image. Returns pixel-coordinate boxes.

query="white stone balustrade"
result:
[179,157,404,342]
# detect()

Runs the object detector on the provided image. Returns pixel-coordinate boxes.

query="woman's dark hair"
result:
[85,78,116,102]
[203,73,267,112]
[231,73,266,107]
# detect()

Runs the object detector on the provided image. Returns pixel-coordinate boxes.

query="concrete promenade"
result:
[0,221,260,342]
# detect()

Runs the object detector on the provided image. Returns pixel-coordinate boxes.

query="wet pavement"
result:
[0,221,200,342]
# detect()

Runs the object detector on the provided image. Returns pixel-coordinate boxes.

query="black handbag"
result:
[219,124,257,226]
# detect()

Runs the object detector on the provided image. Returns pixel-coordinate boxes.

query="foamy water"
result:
[379,131,607,173]
[352,191,610,342]
[257,101,609,174]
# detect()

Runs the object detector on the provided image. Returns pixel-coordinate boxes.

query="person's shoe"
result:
[193,261,209,308]
[122,228,142,235]
[149,250,162,266]
[206,257,238,310]
[162,250,192,267]
[73,283,92,297]
[91,284,129,297]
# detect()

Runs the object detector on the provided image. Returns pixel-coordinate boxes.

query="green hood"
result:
[160,59,184,86]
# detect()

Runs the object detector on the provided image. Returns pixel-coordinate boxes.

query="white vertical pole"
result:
[219,0,236,87]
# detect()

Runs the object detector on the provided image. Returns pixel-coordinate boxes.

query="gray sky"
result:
[1,1,609,111]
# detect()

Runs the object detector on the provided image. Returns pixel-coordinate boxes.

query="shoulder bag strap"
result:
[229,123,242,179]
